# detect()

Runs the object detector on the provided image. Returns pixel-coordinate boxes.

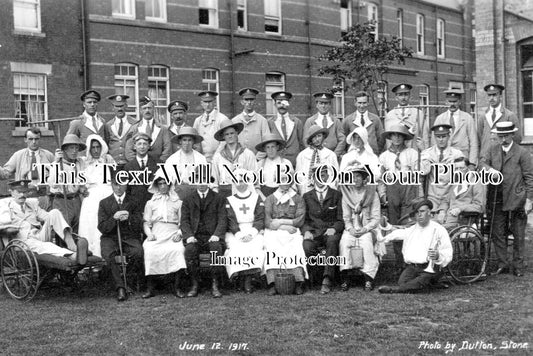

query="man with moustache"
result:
[193,91,228,163]
[106,95,138,169]
[167,100,190,153]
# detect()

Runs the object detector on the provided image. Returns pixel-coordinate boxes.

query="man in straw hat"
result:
[67,90,109,154]
[267,91,304,167]
[434,89,478,168]
[48,134,88,231]
[211,118,257,199]
[167,100,190,153]
[232,88,270,156]
[106,94,138,169]
[479,84,522,160]
[378,198,453,293]
[0,179,89,264]
[193,91,228,163]
[295,125,338,195]
[304,92,346,157]
[479,121,533,277]
[255,133,293,200]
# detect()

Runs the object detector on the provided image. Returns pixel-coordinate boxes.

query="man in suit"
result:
[479,84,522,161]
[193,91,228,163]
[98,172,144,301]
[342,91,383,155]
[105,94,138,169]
[180,167,227,298]
[125,96,172,162]
[479,122,533,277]
[267,91,304,167]
[123,133,158,209]
[302,167,344,294]
[434,89,478,168]
[384,84,429,151]
[67,90,109,155]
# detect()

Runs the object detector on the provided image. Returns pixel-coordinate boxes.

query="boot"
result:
[243,275,253,294]
[211,278,222,298]
[173,273,185,298]
[187,278,199,297]
[142,277,155,298]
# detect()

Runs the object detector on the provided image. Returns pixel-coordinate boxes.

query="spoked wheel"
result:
[1,240,39,301]
[447,225,488,284]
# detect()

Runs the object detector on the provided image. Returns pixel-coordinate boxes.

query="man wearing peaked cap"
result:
[304,92,346,157]
[479,121,533,277]
[67,89,109,153]
[342,90,384,155]
[193,91,228,163]
[232,88,270,157]
[267,91,304,167]
[167,100,191,152]
[479,83,522,161]
[420,124,463,219]
[385,83,429,151]
[125,95,172,162]
[105,94,138,168]
[434,89,478,168]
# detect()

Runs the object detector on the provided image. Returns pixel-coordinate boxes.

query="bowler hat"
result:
[214,119,244,141]
[61,134,87,151]
[171,126,203,144]
[255,133,286,152]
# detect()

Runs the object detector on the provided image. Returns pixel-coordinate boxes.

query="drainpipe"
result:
[80,0,88,90]
[434,6,439,117]
[229,0,236,117]
[500,0,507,107]
[306,0,313,114]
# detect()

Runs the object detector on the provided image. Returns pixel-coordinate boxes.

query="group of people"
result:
[0,82,531,301]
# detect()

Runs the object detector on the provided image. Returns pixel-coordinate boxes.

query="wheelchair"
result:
[0,224,105,302]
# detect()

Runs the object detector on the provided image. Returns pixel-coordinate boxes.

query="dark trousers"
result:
[491,204,527,272]
[184,240,224,280]
[52,195,81,232]
[101,237,144,290]
[397,264,442,293]
[386,183,417,265]
[303,234,340,280]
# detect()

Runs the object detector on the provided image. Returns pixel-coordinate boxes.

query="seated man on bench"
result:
[0,180,88,264]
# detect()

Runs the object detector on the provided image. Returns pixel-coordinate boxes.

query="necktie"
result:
[450,112,455,131]
[21,204,25,214]
[117,197,122,207]
[204,113,209,123]
[92,116,98,133]
[118,118,123,136]
[140,159,145,169]
[146,121,153,137]
[322,115,328,128]
[401,107,406,118]
[30,151,38,180]
[319,191,325,205]
[359,113,365,127]
[438,149,444,162]
[281,116,288,140]
[491,109,496,126]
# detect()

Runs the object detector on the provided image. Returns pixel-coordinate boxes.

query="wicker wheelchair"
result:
[0,227,105,302]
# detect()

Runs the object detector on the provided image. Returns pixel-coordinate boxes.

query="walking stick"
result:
[115,221,128,291]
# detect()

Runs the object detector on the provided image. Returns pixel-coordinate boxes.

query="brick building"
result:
[474,0,533,146]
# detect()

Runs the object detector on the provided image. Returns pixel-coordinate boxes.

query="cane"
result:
[115,221,128,292]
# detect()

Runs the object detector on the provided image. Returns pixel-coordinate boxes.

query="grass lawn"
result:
[1,236,532,355]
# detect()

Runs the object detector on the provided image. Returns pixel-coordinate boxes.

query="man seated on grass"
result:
[378,199,453,294]
[0,180,88,263]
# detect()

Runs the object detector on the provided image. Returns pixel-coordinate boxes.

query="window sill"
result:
[12,128,55,137]
[13,30,45,38]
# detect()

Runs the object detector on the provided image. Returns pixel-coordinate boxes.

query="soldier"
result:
[384,84,429,150]
[125,96,172,162]
[105,94,138,169]
[342,91,384,155]
[232,88,270,157]
[167,100,190,153]
[433,89,478,168]
[304,92,346,157]
[67,90,109,154]
[193,91,228,163]
[267,91,304,167]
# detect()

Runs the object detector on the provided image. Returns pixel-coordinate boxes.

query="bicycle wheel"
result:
[447,225,488,284]
[1,240,40,301]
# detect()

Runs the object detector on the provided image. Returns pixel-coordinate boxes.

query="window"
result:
[437,18,445,58]
[416,14,425,55]
[419,84,430,124]
[148,65,170,125]
[449,81,464,91]
[112,0,135,19]
[199,0,218,28]
[202,68,220,109]
[13,0,41,32]
[331,80,345,120]
[114,63,139,119]
[146,0,166,22]
[265,72,285,116]
[521,43,533,138]
[13,73,47,128]
[340,0,352,36]
[367,3,378,41]
[265,0,281,34]
[469,87,477,120]
[396,9,403,45]
[237,0,247,31]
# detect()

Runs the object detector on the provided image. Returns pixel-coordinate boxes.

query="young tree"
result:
[318,22,413,116]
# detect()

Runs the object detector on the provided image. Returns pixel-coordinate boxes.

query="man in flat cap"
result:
[342,91,383,155]
[167,100,190,152]
[125,96,172,162]
[105,94,138,169]
[420,124,463,221]
[378,199,453,294]
[231,88,270,157]
[385,83,429,151]
[479,122,533,277]
[304,92,346,157]
[193,91,228,163]
[479,84,522,160]
[67,90,110,154]
[267,91,304,167]
[433,89,478,168]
